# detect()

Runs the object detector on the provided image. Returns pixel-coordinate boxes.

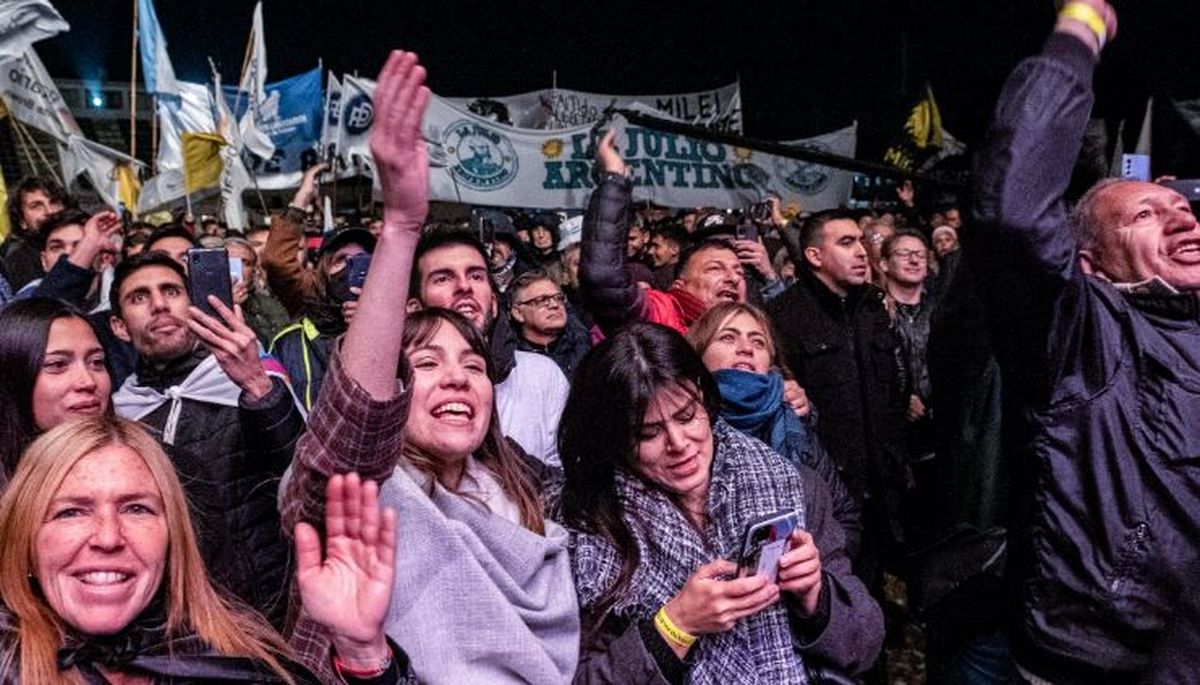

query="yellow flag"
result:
[115,163,141,214]
[182,132,226,193]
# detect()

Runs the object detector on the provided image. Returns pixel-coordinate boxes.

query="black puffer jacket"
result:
[767,268,908,548]
[124,348,303,629]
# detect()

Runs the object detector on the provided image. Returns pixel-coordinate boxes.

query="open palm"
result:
[295,473,397,645]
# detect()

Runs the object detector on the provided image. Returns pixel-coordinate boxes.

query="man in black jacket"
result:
[970,1,1200,679]
[767,209,908,583]
[107,252,303,629]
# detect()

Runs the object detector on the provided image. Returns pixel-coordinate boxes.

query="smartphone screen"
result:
[186,248,234,318]
[738,510,801,582]
[228,258,244,285]
[347,253,371,292]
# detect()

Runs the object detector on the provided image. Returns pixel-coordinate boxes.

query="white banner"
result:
[0,48,81,142]
[445,82,742,132]
[330,77,852,211]
[424,95,854,211]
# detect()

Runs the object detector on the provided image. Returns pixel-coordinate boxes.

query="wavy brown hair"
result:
[401,308,545,534]
[0,416,296,684]
[685,301,791,376]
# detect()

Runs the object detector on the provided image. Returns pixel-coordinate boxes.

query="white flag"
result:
[236,1,273,160]
[213,72,251,229]
[0,48,81,141]
[0,0,68,59]
[58,135,145,209]
[339,74,377,184]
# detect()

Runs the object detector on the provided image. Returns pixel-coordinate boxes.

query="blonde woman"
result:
[0,415,405,684]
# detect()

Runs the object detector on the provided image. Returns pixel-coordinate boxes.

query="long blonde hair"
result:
[0,416,296,683]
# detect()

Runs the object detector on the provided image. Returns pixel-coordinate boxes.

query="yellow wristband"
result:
[1059,2,1108,48]
[654,607,697,648]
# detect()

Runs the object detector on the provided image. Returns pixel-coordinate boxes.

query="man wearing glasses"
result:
[509,270,591,379]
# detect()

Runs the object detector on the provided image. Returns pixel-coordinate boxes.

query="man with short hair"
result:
[509,270,590,378]
[108,251,302,629]
[768,209,908,581]
[408,228,569,465]
[15,209,93,299]
[143,224,198,267]
[645,223,686,291]
[0,176,68,289]
[969,2,1200,678]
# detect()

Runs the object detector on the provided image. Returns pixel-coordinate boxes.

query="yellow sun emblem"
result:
[733,146,754,163]
[542,139,564,159]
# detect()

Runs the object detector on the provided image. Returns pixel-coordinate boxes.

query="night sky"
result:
[37,0,1199,160]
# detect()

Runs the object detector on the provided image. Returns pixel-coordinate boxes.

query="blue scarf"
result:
[713,368,814,468]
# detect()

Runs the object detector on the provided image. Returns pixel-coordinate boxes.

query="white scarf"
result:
[112,354,242,445]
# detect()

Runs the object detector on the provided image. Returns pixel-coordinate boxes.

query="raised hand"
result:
[783,379,811,418]
[777,529,823,616]
[290,162,328,211]
[370,50,431,232]
[70,211,122,271]
[186,296,273,400]
[596,128,627,176]
[295,473,397,664]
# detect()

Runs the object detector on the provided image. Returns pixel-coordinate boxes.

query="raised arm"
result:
[279,50,430,536]
[969,1,1114,283]
[263,165,326,318]
[579,129,647,333]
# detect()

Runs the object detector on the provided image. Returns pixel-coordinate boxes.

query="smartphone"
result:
[737,509,802,583]
[346,253,371,292]
[1121,154,1151,182]
[186,248,234,318]
[228,257,244,285]
[735,222,759,243]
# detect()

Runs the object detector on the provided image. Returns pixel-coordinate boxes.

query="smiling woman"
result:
[0,415,405,684]
[0,298,112,487]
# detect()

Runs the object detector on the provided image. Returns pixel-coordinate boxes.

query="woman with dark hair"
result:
[686,301,862,559]
[0,298,111,485]
[280,51,578,684]
[559,322,883,684]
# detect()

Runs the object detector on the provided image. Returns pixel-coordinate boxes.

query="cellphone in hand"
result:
[346,253,372,293]
[186,248,234,319]
[735,222,759,243]
[737,509,802,583]
[228,257,244,285]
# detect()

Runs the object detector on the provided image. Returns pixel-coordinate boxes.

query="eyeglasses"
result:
[889,248,928,260]
[515,293,566,309]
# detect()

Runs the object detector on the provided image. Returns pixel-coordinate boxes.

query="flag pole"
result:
[130,0,139,162]
[151,94,158,174]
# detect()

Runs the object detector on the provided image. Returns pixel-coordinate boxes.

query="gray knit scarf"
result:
[570,419,810,684]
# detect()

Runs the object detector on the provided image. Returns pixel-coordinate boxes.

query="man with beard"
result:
[767,209,908,584]
[408,228,569,466]
[1,177,68,290]
[108,251,304,629]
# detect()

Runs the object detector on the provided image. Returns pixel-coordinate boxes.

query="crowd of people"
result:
[0,1,1194,682]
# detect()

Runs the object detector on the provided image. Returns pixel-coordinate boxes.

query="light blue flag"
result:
[137,0,179,99]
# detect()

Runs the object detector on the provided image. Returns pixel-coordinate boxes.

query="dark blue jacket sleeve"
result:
[579,173,647,333]
[33,256,94,306]
[966,33,1099,399]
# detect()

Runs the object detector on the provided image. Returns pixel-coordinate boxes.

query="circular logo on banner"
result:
[443,120,518,191]
[343,93,375,136]
[775,143,832,196]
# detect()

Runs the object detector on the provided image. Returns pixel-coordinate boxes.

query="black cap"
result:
[320,227,376,256]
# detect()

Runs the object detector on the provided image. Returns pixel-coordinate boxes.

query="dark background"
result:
[38,0,1199,163]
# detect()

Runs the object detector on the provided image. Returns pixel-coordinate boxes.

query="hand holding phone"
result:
[660,559,779,647]
[186,248,234,318]
[776,529,824,617]
[737,510,801,583]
